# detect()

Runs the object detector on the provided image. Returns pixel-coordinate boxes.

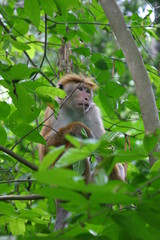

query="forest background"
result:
[0,0,160,239]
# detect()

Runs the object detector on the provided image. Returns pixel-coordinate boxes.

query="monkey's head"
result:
[58,74,98,112]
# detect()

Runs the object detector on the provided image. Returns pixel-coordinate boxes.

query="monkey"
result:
[39,74,105,158]
[38,73,125,230]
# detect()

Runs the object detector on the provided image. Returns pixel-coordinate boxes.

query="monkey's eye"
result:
[78,86,83,91]
[59,84,63,90]
[86,89,90,94]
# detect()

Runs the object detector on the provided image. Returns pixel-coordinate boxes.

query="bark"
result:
[99,0,160,166]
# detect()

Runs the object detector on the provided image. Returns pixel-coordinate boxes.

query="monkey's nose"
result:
[84,93,89,101]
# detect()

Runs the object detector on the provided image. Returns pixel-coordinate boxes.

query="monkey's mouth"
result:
[78,103,89,108]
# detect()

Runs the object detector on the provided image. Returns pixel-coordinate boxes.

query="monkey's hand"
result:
[47,122,94,147]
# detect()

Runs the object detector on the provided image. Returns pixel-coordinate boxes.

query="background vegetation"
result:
[0,0,160,239]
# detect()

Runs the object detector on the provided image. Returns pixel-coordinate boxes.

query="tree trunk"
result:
[99,0,160,166]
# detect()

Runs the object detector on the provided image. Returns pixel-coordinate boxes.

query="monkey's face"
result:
[62,82,93,112]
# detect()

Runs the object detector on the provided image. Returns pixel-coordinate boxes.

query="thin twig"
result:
[103,119,145,133]
[43,124,59,134]
[0,179,36,184]
[131,28,156,66]
[131,173,160,196]
[47,19,110,27]
[32,14,48,81]
[27,40,62,46]
[0,18,55,86]
[46,56,59,78]
[47,18,160,29]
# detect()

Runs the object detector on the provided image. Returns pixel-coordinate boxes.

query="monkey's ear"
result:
[58,84,64,90]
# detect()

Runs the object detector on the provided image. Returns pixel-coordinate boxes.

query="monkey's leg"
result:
[54,200,71,231]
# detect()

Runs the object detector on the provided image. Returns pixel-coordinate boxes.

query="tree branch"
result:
[0,145,38,171]
[99,0,160,166]
[0,194,44,201]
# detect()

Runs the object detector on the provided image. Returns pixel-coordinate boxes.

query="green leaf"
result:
[73,160,85,175]
[0,202,15,215]
[9,64,39,80]
[150,160,160,172]
[54,0,79,14]
[34,187,87,205]
[113,211,155,240]
[22,80,48,92]
[9,122,45,144]
[57,148,90,167]
[39,0,57,16]
[0,101,11,120]
[85,223,104,236]
[11,39,30,51]
[95,59,108,70]
[0,125,7,145]
[24,0,40,27]
[39,146,65,171]
[91,53,108,70]
[89,181,138,204]
[0,67,11,80]
[125,100,141,113]
[72,47,91,57]
[34,168,85,190]
[114,150,147,163]
[149,72,160,88]
[125,95,141,113]
[56,139,99,167]
[138,205,160,232]
[19,208,50,224]
[96,70,110,84]
[143,133,158,153]
[12,18,29,36]
[99,90,116,116]
[115,61,126,76]
[80,22,96,36]
[65,135,82,148]
[91,53,103,64]
[77,29,91,42]
[9,219,25,236]
[101,131,121,142]
[9,84,40,122]
[36,86,66,99]
[103,81,126,98]
[9,109,39,126]
[0,64,39,81]
[2,35,10,50]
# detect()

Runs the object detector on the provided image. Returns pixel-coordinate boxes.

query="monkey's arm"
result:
[109,164,125,181]
[39,107,56,161]
[86,105,105,139]
[39,121,94,160]
[41,106,55,138]
[47,122,94,147]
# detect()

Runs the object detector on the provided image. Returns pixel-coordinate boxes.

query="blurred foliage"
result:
[0,0,160,239]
